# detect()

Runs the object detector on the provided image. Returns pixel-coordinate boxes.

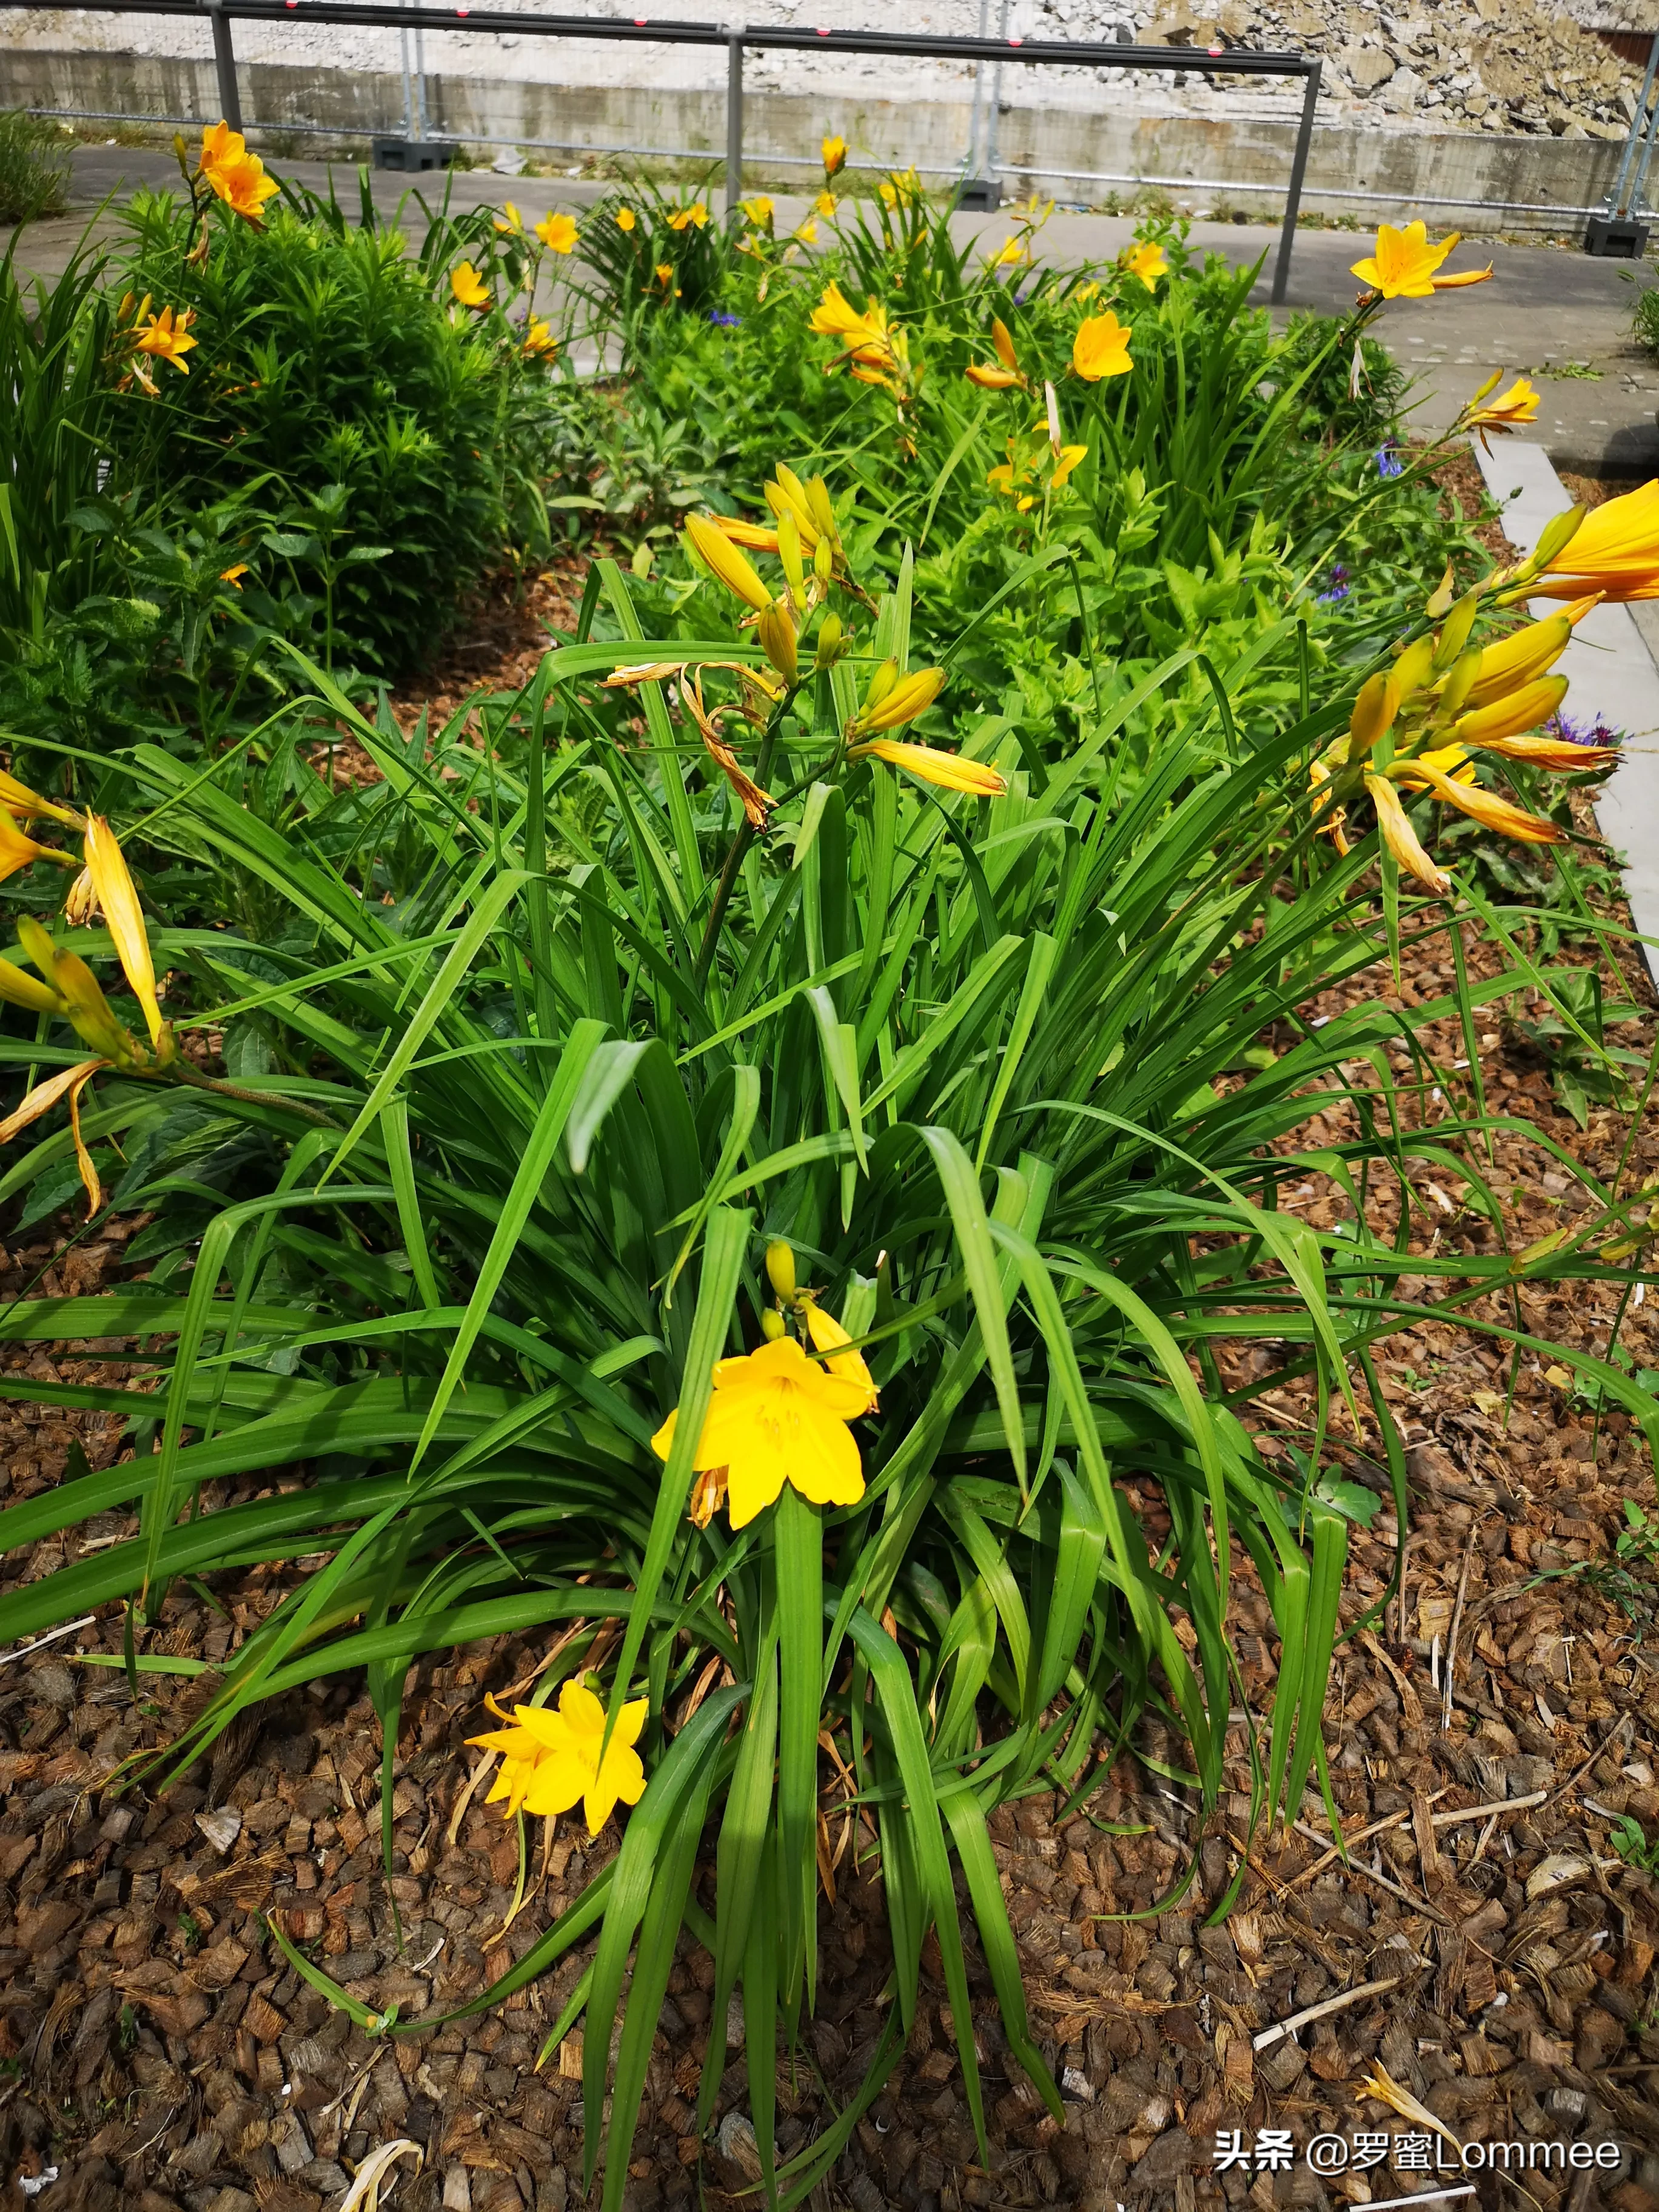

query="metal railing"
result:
[5,1,1325,303]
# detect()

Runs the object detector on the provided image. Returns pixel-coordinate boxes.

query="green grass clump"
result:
[0,111,70,226]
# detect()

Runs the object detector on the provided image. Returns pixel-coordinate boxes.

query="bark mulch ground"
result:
[4,546,1659,2212]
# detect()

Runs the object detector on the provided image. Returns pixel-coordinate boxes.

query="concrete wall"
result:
[7,47,1627,229]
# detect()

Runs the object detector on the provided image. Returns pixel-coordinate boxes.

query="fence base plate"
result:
[1583,214,1649,257]
[372,136,455,172]
[956,176,1002,210]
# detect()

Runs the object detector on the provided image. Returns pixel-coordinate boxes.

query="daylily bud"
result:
[1432,588,1481,673]
[759,1305,788,1341]
[765,1239,797,1302]
[805,475,837,547]
[1434,645,1483,723]
[814,612,846,669]
[685,512,773,614]
[757,600,799,685]
[1424,562,1457,620]
[814,534,834,585]
[856,666,947,734]
[1390,636,1436,700]
[777,508,805,600]
[1344,670,1400,763]
[1454,674,1569,745]
[1530,503,1587,574]
[864,659,899,714]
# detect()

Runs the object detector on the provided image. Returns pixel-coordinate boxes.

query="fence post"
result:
[1270,58,1319,306]
[205,0,243,131]
[725,34,743,216]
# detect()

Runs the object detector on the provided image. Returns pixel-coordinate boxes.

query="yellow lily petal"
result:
[1365,773,1450,896]
[83,815,164,1048]
[685,512,772,613]
[851,739,1007,796]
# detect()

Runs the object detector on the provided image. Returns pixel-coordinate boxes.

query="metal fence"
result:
[4,2,1327,303]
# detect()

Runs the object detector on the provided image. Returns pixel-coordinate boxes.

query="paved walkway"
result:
[10,145,1659,477]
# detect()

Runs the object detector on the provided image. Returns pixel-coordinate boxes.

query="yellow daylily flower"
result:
[133,305,198,374]
[1462,372,1539,447]
[1050,443,1087,491]
[1466,731,1618,771]
[1528,479,1659,603]
[83,815,166,1050]
[1072,312,1133,381]
[713,514,781,552]
[1349,221,1490,300]
[966,315,1025,390]
[16,915,133,1065]
[0,770,81,827]
[1458,611,1574,708]
[1397,755,1564,845]
[1309,757,1351,856]
[521,315,558,359]
[793,217,819,246]
[739,195,774,226]
[0,808,76,885]
[493,201,522,234]
[651,1335,869,1528]
[849,740,1008,797]
[450,261,491,310]
[815,189,838,220]
[668,202,708,232]
[1121,240,1168,290]
[196,121,281,224]
[808,281,904,384]
[879,167,922,210]
[822,134,848,176]
[757,600,799,685]
[990,236,1027,269]
[535,212,578,254]
[220,561,249,588]
[685,512,773,614]
[468,1683,648,1835]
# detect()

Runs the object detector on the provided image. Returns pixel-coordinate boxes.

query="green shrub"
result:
[105,172,565,677]
[0,110,70,226]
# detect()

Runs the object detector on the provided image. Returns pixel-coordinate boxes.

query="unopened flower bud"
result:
[777,508,805,600]
[765,1239,797,1302]
[757,600,799,685]
[760,1306,787,1341]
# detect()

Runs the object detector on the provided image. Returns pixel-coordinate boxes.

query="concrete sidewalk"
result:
[8,144,1659,474]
